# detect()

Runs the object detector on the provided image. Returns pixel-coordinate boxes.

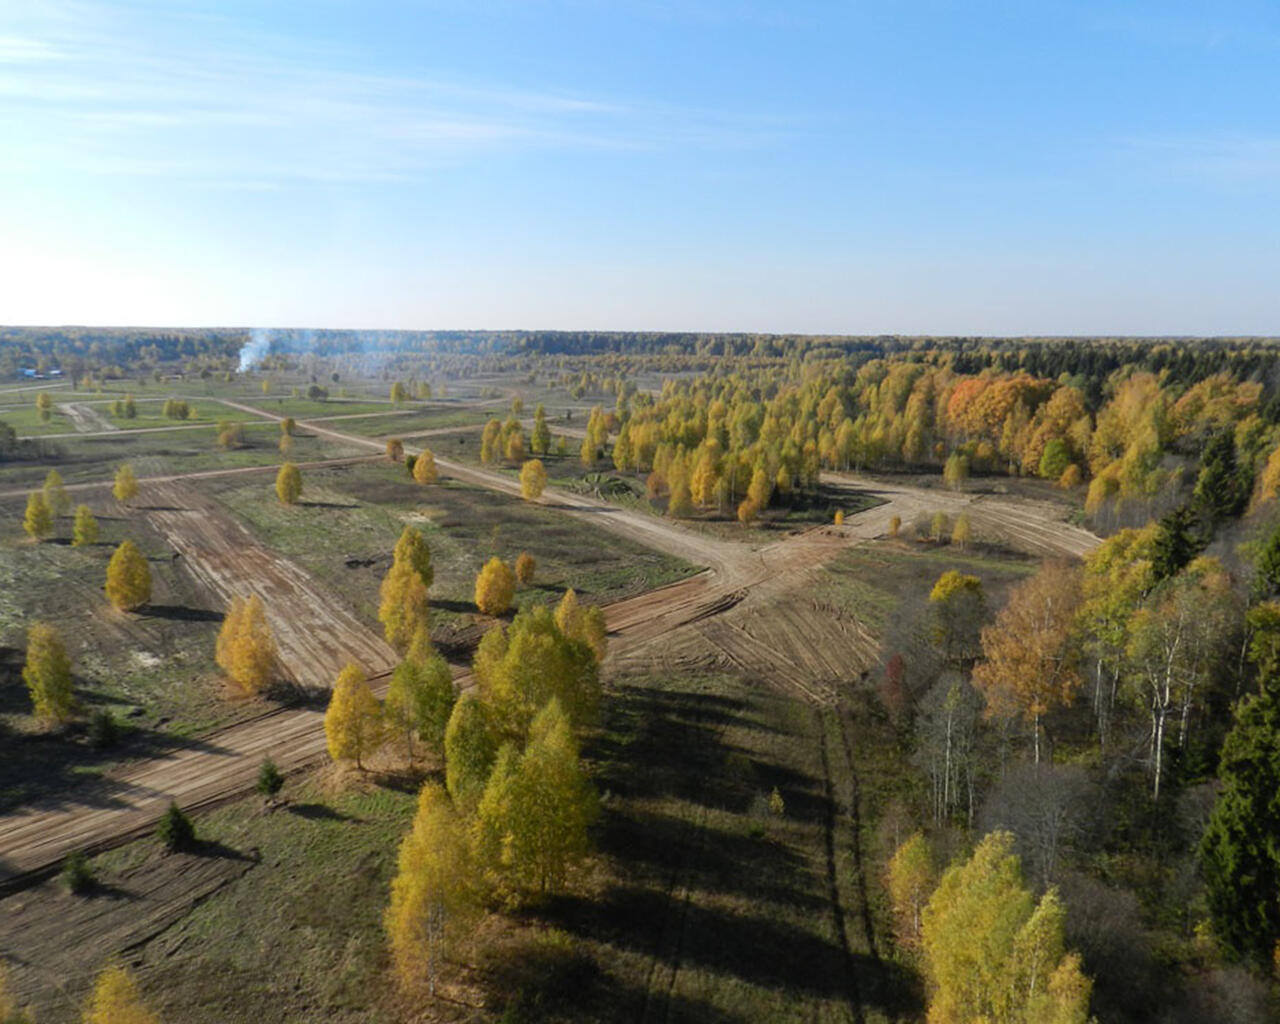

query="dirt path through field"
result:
[59,403,117,433]
[823,470,1099,559]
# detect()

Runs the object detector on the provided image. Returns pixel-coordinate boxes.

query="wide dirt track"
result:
[0,403,1101,887]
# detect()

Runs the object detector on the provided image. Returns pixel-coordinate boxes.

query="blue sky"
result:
[0,1,1277,334]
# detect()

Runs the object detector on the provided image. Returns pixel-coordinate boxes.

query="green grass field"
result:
[0,424,368,492]
[334,406,498,438]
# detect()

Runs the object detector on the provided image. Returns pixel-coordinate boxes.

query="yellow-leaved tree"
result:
[43,468,70,516]
[928,571,985,667]
[474,698,597,900]
[379,526,433,650]
[412,447,438,484]
[384,626,455,761]
[215,594,277,694]
[105,540,151,611]
[443,695,497,810]
[0,960,33,1023]
[23,491,52,541]
[887,831,934,951]
[514,551,536,585]
[275,462,302,505]
[475,604,601,738]
[554,588,607,662]
[324,663,384,769]
[519,458,547,500]
[920,831,1091,1024]
[474,557,515,616]
[113,463,138,505]
[23,621,74,722]
[72,504,99,547]
[384,782,474,995]
[83,963,160,1024]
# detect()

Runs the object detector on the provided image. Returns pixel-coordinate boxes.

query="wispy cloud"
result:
[0,1,781,187]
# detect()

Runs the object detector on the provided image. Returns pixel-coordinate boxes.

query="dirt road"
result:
[823,471,1099,560]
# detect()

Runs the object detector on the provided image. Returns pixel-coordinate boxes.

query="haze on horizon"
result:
[0,0,1277,336]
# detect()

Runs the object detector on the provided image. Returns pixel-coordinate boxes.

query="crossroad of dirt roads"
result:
[0,397,1099,888]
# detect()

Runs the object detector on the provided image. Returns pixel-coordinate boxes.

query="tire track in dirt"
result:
[0,847,257,1015]
[142,482,398,691]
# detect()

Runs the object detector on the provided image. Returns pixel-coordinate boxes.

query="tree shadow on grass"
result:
[286,802,361,823]
[188,837,259,863]
[142,604,224,623]
[481,924,745,1024]
[0,667,237,817]
[432,597,480,616]
[539,886,919,1019]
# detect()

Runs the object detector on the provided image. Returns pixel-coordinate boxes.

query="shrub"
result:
[257,757,284,798]
[157,802,196,852]
[88,709,119,749]
[62,849,95,894]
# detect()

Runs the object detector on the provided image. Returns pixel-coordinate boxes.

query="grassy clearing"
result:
[76,397,260,430]
[338,406,499,438]
[236,396,404,419]
[139,775,418,1024]
[202,460,697,643]
[0,403,81,435]
[0,510,256,811]
[0,424,367,492]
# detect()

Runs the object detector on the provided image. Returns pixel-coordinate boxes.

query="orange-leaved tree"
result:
[972,563,1082,764]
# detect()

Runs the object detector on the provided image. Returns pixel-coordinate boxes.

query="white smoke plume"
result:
[237,328,272,371]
